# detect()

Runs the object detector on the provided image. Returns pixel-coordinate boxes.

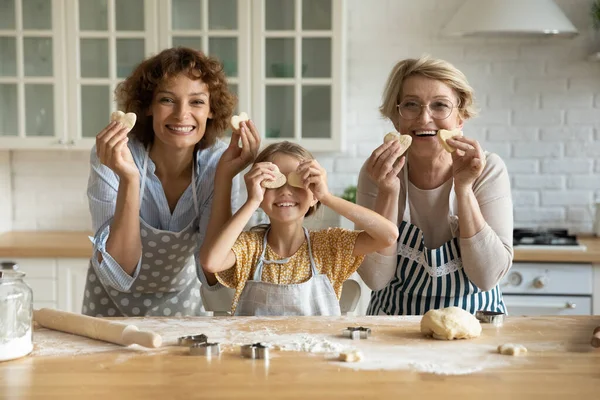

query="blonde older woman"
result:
[357,56,513,316]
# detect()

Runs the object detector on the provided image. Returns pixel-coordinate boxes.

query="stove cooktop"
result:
[513,229,586,251]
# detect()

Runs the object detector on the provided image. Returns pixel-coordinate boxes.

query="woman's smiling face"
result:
[149,73,213,150]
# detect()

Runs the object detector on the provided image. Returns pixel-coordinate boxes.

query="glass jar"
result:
[0,271,33,362]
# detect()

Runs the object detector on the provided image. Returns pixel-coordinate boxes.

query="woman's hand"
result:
[365,140,406,194]
[218,120,260,178]
[447,136,486,190]
[96,121,138,181]
[297,159,329,201]
[244,162,277,206]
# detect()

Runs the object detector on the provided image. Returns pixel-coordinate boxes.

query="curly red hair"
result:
[115,47,236,149]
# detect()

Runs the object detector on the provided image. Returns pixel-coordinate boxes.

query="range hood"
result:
[442,0,578,38]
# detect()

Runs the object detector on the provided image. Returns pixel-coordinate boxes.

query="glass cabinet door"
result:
[65,0,156,143]
[256,0,340,150]
[0,0,66,142]
[159,0,250,137]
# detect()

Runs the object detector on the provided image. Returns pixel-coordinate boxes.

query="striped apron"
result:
[367,168,506,316]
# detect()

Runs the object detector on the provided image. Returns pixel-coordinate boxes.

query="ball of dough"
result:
[420,307,482,340]
[497,343,527,356]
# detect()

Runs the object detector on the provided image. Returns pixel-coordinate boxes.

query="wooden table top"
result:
[1,315,599,399]
[0,231,93,258]
[513,236,600,263]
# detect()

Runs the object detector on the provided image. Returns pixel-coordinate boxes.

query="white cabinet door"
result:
[253,0,343,151]
[0,0,68,149]
[57,258,90,313]
[0,258,58,310]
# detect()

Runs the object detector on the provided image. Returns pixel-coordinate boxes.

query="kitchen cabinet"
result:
[0,0,344,152]
[0,257,89,313]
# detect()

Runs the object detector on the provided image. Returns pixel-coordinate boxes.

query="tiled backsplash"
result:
[1,0,599,233]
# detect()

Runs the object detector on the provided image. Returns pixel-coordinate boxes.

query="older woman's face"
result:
[394,75,463,156]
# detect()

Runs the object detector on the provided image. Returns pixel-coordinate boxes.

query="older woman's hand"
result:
[218,120,260,179]
[447,136,486,190]
[365,140,406,194]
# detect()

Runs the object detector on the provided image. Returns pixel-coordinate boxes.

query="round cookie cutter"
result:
[475,311,505,327]
[178,334,208,346]
[190,342,221,357]
[241,343,270,360]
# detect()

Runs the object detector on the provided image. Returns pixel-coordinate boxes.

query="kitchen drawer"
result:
[504,295,591,316]
[0,258,57,278]
[501,263,592,295]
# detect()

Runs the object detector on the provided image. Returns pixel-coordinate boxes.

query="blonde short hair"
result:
[379,55,477,121]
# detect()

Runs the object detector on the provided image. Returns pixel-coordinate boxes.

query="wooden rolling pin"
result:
[592,326,600,348]
[33,308,162,348]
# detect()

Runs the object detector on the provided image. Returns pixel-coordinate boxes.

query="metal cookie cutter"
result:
[178,334,208,346]
[343,326,371,340]
[475,311,506,327]
[241,343,270,360]
[190,342,221,357]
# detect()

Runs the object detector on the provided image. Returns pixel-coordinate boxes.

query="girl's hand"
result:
[244,162,277,205]
[365,140,406,194]
[218,120,260,178]
[297,159,329,201]
[96,121,138,181]
[447,136,486,190]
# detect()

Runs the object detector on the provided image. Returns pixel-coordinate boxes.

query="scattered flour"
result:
[30,316,523,375]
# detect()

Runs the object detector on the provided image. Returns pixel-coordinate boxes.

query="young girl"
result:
[199,141,399,316]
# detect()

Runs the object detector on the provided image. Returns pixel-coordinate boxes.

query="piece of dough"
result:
[110,111,137,130]
[287,171,304,188]
[497,343,527,356]
[230,112,249,130]
[338,350,363,363]
[437,129,463,153]
[420,307,482,340]
[383,132,412,156]
[261,166,286,189]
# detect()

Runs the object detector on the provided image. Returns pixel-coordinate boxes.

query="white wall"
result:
[1,0,599,233]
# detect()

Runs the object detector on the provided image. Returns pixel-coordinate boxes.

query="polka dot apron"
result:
[234,227,341,316]
[82,150,203,317]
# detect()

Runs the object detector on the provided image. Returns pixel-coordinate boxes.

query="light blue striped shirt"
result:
[87,138,240,291]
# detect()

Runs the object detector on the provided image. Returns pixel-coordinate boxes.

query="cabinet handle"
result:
[1,261,19,270]
[56,139,66,145]
[69,139,76,145]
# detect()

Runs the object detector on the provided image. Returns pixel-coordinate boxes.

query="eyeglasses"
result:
[396,99,455,120]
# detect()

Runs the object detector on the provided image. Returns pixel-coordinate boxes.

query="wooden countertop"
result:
[2,316,599,399]
[513,236,600,263]
[0,231,93,258]
[0,230,599,263]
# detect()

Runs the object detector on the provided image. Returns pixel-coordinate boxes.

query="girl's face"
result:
[260,153,318,224]
[394,75,463,159]
[148,74,213,150]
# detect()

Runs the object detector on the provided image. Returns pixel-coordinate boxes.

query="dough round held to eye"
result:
[286,171,304,188]
[497,343,527,356]
[437,128,463,153]
[230,112,249,130]
[383,132,412,156]
[261,166,286,189]
[420,306,482,340]
[110,110,137,130]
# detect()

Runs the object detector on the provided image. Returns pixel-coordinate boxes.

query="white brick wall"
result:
[1,0,598,234]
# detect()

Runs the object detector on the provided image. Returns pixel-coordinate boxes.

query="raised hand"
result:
[447,136,486,190]
[365,140,406,194]
[244,162,277,206]
[296,159,329,201]
[218,120,260,178]
[96,121,138,181]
